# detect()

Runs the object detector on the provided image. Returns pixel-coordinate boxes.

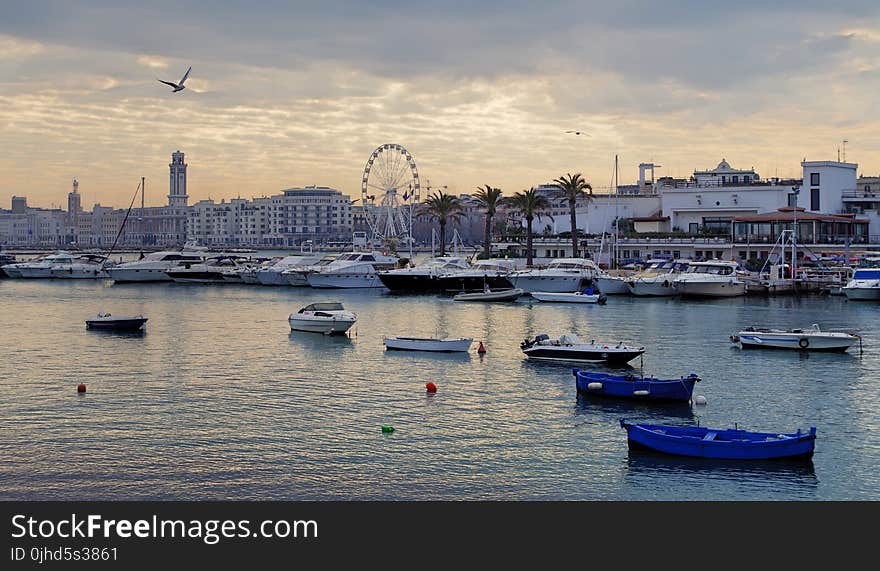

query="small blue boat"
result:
[620,420,817,460]
[573,369,699,402]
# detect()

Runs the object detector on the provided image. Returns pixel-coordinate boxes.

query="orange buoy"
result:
[477,341,486,354]
[77,383,87,393]
[425,382,437,394]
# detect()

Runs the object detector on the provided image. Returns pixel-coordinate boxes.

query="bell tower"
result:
[168,150,189,208]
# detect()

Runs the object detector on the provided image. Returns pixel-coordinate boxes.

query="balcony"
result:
[841,189,880,201]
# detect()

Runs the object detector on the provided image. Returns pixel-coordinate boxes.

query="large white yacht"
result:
[378,256,472,292]
[842,268,880,301]
[673,260,747,298]
[306,251,399,288]
[282,255,338,287]
[626,259,689,297]
[17,252,77,278]
[509,258,599,293]
[435,258,517,292]
[255,255,326,286]
[106,251,206,283]
[50,254,111,279]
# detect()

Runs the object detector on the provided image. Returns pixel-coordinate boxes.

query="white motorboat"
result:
[520,333,645,364]
[50,254,112,279]
[288,302,357,335]
[731,324,860,352]
[17,252,77,278]
[306,251,399,288]
[85,311,148,331]
[106,251,206,283]
[595,272,632,295]
[453,287,524,302]
[531,290,607,304]
[626,259,689,296]
[165,256,247,284]
[842,268,880,301]
[509,258,599,293]
[1,257,26,278]
[282,255,338,286]
[378,256,472,292]
[435,259,517,292]
[255,255,324,286]
[672,260,747,298]
[383,336,473,352]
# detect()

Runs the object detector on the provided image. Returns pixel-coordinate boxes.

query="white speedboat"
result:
[731,324,860,352]
[595,271,632,295]
[509,258,599,293]
[50,254,112,279]
[282,255,338,286]
[378,256,472,293]
[1,257,26,278]
[673,260,747,298]
[106,251,206,283]
[531,290,607,304]
[520,333,645,364]
[255,255,324,286]
[288,302,357,335]
[383,336,473,352]
[17,252,76,278]
[453,287,524,302]
[842,268,880,301]
[626,259,689,296]
[435,259,517,292]
[306,251,399,288]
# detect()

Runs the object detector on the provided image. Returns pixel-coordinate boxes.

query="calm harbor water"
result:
[1,277,878,500]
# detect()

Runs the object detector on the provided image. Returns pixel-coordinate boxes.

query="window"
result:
[743,175,750,183]
[811,188,820,211]
[673,251,681,259]
[716,251,724,259]
[788,193,799,207]
[739,251,746,259]
[732,176,739,183]
[689,222,700,234]
[810,173,820,186]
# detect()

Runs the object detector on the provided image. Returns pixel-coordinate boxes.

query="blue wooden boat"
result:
[573,369,699,402]
[619,420,817,460]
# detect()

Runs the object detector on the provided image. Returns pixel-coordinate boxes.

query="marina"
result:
[2,276,876,500]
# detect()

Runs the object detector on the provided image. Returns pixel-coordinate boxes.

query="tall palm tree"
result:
[553,172,592,258]
[507,188,551,266]
[473,184,503,259]
[424,190,463,256]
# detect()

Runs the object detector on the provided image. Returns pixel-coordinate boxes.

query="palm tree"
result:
[507,188,551,266]
[424,190,463,256]
[553,172,592,258]
[473,184,503,259]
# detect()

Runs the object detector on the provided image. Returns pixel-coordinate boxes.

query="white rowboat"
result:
[383,336,473,352]
[453,288,524,302]
[531,291,607,304]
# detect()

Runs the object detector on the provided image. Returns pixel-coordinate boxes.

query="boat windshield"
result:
[853,269,880,280]
[301,302,344,312]
[685,265,734,275]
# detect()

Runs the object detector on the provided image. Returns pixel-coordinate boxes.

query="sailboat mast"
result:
[613,154,619,270]
[141,176,145,250]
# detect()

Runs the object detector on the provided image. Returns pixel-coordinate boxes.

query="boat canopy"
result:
[300,302,344,312]
[853,269,880,280]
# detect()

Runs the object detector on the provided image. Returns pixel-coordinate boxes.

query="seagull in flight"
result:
[157,66,192,92]
[565,130,590,136]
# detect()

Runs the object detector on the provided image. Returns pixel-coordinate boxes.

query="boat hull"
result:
[86,318,148,331]
[288,317,356,335]
[510,275,585,293]
[453,288,523,301]
[627,279,678,296]
[436,275,514,293]
[377,273,442,293]
[843,287,880,301]
[531,292,605,303]
[166,271,229,284]
[106,268,174,282]
[674,280,746,297]
[17,267,56,278]
[307,273,384,288]
[384,337,473,352]
[574,370,697,402]
[736,334,856,352]
[620,421,816,460]
[256,271,292,286]
[523,346,643,365]
[50,267,108,279]
[595,277,631,295]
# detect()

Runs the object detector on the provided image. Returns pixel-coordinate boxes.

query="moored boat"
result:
[521,333,644,364]
[288,302,357,335]
[509,258,599,293]
[106,250,206,283]
[672,260,746,298]
[85,311,148,331]
[378,256,472,293]
[619,420,817,460]
[306,251,399,288]
[531,290,607,304]
[453,287,524,302]
[626,259,689,296]
[730,323,860,352]
[383,336,473,352]
[436,259,517,292]
[574,369,698,402]
[842,268,880,301]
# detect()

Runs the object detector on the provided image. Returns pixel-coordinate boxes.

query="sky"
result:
[1,0,880,209]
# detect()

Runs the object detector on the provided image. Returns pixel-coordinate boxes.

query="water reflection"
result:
[625,449,818,482]
[574,393,695,422]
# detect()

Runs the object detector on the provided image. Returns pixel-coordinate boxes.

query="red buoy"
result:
[425,382,437,394]
[477,341,486,354]
[77,383,87,393]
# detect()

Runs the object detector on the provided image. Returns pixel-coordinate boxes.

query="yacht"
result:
[17,252,77,278]
[306,251,399,288]
[378,256,472,292]
[673,260,746,298]
[509,258,599,293]
[255,255,324,286]
[224,258,269,284]
[50,254,112,279]
[165,256,248,284]
[842,268,880,300]
[435,259,517,292]
[288,302,357,335]
[0,253,15,277]
[595,270,633,295]
[626,259,689,297]
[106,251,206,283]
[2,255,27,278]
[282,255,338,286]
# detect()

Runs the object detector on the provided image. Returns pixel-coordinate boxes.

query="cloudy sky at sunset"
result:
[2,1,880,209]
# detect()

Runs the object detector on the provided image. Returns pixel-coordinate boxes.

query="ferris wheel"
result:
[361,143,420,242]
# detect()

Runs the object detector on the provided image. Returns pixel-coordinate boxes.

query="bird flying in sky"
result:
[157,66,192,92]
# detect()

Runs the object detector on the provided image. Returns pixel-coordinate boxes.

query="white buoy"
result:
[633,390,650,396]
[693,395,708,405]
[587,382,603,390]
